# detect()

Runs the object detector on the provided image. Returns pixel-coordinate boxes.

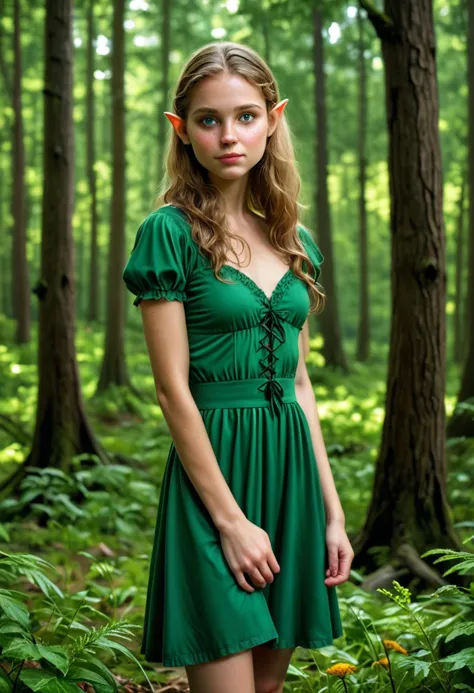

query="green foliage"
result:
[0,550,153,693]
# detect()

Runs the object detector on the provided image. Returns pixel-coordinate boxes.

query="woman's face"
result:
[171,72,282,182]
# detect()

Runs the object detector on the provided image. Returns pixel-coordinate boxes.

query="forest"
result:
[0,0,473,691]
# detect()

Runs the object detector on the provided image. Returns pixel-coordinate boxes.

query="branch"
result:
[359,0,399,43]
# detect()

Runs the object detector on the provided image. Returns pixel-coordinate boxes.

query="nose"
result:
[221,121,238,144]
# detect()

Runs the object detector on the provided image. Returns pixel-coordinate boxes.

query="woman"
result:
[123,41,353,693]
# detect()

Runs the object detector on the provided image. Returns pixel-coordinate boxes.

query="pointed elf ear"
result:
[164,111,190,144]
[268,99,288,135]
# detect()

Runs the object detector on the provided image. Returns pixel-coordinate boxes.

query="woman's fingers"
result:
[219,518,282,592]
[235,570,255,593]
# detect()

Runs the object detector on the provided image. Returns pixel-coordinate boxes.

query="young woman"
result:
[123,41,353,693]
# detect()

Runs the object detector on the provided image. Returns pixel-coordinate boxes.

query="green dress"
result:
[122,204,343,667]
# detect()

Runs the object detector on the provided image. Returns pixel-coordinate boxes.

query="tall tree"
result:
[154,0,171,193]
[312,9,348,370]
[453,173,466,365]
[0,0,29,341]
[97,0,131,392]
[356,5,370,362]
[0,0,107,499]
[448,0,474,437]
[86,0,99,322]
[354,0,461,579]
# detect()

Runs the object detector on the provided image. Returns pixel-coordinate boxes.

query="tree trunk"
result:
[448,0,474,438]
[0,126,9,316]
[453,174,466,365]
[86,0,99,323]
[96,0,131,391]
[0,0,108,500]
[11,0,30,343]
[311,9,348,371]
[354,0,461,577]
[356,6,370,362]
[154,0,171,194]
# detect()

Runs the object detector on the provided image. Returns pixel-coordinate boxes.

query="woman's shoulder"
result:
[134,204,194,250]
[295,222,324,280]
[141,204,191,230]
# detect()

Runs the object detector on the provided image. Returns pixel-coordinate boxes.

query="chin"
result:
[211,167,249,181]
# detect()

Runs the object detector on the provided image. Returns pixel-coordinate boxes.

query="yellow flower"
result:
[383,639,408,655]
[326,663,357,677]
[372,657,389,668]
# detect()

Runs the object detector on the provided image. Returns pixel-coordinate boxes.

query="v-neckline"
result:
[222,264,293,303]
[164,204,294,303]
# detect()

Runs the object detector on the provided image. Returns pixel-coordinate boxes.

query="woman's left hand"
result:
[324,520,354,586]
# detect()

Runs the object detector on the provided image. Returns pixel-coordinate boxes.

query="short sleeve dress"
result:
[122,205,343,667]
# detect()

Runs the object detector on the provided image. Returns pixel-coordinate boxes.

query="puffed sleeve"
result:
[122,210,193,307]
[297,224,324,282]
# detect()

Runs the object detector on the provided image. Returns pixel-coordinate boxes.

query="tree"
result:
[96,0,132,394]
[448,0,474,437]
[356,5,370,362]
[0,0,107,500]
[353,0,462,583]
[86,0,100,323]
[312,8,349,370]
[0,0,29,343]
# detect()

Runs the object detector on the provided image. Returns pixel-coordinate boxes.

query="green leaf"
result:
[2,637,40,660]
[24,570,64,600]
[36,644,69,676]
[94,638,152,691]
[56,495,84,518]
[439,648,474,672]
[0,618,29,636]
[392,655,431,679]
[19,670,80,693]
[66,666,114,693]
[445,622,474,642]
[0,667,12,693]
[73,655,117,692]
[287,663,310,678]
[0,594,30,628]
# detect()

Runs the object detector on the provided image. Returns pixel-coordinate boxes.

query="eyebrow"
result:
[191,103,263,116]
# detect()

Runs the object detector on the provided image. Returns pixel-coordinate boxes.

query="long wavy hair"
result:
[153,41,325,314]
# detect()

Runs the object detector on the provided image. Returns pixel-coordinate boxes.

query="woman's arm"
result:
[139,298,245,533]
[294,320,345,526]
[295,320,354,585]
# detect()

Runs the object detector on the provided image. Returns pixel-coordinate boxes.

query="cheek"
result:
[240,122,267,146]
[193,130,216,152]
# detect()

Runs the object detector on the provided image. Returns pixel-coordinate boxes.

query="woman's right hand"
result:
[219,516,281,593]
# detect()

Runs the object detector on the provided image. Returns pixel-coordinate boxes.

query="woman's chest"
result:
[184,260,310,334]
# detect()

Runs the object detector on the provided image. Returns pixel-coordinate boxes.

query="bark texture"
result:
[353,0,460,574]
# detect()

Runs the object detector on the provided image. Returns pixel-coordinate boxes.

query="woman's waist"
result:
[188,377,296,411]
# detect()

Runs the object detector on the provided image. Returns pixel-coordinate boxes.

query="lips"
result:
[217,154,243,159]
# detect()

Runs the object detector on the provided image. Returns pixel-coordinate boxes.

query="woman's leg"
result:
[252,645,295,693]
[185,648,256,693]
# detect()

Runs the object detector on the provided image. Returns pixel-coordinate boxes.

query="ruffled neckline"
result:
[220,265,295,305]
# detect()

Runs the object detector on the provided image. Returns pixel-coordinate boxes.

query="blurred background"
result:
[0,0,473,691]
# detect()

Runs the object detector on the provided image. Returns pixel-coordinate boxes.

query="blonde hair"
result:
[154,41,324,314]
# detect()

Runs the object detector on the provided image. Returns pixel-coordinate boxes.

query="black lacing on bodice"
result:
[220,265,294,417]
[257,303,290,417]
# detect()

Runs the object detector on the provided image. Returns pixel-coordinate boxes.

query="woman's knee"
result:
[254,681,283,693]
[185,648,255,693]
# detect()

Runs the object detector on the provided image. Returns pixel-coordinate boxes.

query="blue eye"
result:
[200,113,255,127]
